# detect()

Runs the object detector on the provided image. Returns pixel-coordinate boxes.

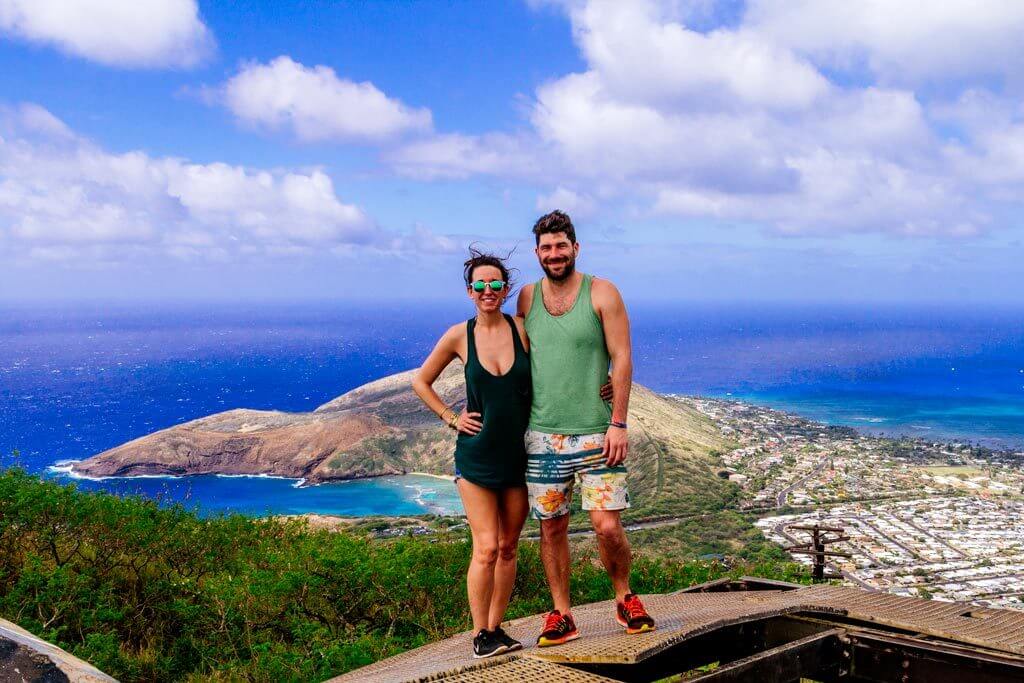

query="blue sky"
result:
[1,0,1023,304]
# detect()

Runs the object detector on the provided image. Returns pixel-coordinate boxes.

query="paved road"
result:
[830,518,887,567]
[852,515,924,561]
[893,513,967,559]
[839,570,875,590]
[775,458,830,507]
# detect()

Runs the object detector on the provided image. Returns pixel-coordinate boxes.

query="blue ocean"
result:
[2,302,1022,517]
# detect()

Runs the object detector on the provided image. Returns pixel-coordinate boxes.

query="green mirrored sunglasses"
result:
[471,280,506,292]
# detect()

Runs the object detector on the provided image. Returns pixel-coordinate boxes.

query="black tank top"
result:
[454,314,531,489]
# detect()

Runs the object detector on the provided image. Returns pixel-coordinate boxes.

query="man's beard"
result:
[541,255,576,282]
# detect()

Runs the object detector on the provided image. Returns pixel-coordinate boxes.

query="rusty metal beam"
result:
[675,576,803,594]
[567,619,774,682]
[735,576,804,591]
[674,577,735,593]
[847,631,1024,683]
[567,617,842,683]
[687,628,845,682]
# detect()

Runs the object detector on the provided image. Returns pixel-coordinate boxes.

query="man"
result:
[516,210,656,647]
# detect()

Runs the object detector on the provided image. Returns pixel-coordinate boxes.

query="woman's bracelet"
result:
[441,408,459,430]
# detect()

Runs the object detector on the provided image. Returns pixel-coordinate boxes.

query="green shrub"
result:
[0,468,803,681]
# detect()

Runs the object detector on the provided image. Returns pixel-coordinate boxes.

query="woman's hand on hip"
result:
[457,411,483,435]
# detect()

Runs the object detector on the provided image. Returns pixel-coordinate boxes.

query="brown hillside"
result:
[72,364,730,510]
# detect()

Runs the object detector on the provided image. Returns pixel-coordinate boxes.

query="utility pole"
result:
[786,524,851,582]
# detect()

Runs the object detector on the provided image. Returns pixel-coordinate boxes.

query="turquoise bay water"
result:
[46,471,464,518]
[2,302,1022,517]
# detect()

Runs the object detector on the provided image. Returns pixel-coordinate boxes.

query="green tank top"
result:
[454,314,531,489]
[525,274,612,434]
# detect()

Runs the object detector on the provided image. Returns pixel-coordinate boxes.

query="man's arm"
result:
[516,283,534,319]
[594,279,632,467]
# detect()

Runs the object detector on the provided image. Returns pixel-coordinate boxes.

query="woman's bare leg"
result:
[458,478,500,632]
[487,485,529,629]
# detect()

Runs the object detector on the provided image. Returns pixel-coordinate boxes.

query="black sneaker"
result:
[472,629,508,659]
[492,626,523,653]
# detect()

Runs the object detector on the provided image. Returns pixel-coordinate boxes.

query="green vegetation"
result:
[326,433,407,472]
[917,465,983,476]
[624,510,795,564]
[1,468,808,682]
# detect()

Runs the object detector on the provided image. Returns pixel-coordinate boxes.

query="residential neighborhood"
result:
[682,397,1024,609]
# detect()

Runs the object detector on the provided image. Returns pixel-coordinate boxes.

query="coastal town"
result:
[682,397,1024,609]
[758,497,1024,609]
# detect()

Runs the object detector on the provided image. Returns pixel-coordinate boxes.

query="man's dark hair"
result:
[532,210,576,245]
[463,246,517,290]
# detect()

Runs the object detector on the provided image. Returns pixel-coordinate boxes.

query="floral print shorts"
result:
[525,429,630,519]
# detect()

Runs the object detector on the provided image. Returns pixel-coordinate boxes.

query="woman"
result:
[412,250,531,658]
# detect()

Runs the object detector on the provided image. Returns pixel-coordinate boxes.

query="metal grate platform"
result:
[524,591,842,664]
[331,582,1024,682]
[793,584,1024,655]
[426,657,617,682]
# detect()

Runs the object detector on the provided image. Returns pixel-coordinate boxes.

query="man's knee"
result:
[540,514,570,539]
[591,512,624,540]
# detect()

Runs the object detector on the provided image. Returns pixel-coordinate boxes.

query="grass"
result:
[918,465,984,476]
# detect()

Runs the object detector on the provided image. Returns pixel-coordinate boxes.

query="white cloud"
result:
[929,89,1022,134]
[381,224,461,254]
[388,132,538,179]
[0,0,213,68]
[654,149,984,237]
[940,97,1024,191]
[1,102,74,139]
[746,0,1024,84]
[221,56,432,142]
[0,103,382,262]
[567,1,829,110]
[536,186,595,218]
[164,163,371,244]
[392,0,1024,238]
[532,71,798,193]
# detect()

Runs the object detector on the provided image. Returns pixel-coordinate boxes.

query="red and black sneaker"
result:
[616,593,656,634]
[536,610,579,647]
